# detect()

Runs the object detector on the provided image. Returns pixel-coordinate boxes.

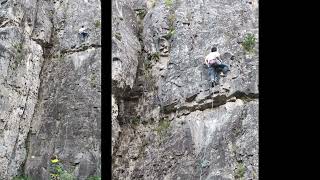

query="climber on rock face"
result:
[79,25,89,41]
[205,47,230,87]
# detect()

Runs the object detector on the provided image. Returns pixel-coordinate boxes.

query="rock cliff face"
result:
[112,0,258,179]
[0,0,101,179]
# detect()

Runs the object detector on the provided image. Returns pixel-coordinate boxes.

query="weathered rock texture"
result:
[0,0,101,179]
[112,0,258,179]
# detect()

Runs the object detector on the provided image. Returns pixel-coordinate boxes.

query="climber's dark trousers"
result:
[208,63,229,83]
[80,32,88,41]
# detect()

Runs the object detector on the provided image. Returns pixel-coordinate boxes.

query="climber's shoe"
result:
[211,81,215,87]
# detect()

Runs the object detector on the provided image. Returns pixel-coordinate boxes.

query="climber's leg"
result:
[218,63,230,76]
[208,66,216,82]
[215,67,221,85]
[208,66,217,87]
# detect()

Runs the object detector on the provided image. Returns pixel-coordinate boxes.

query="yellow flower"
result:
[51,159,59,163]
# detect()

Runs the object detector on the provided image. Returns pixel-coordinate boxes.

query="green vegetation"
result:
[90,73,98,88]
[165,10,176,39]
[13,42,24,68]
[234,162,245,180]
[13,43,23,53]
[59,171,75,180]
[114,32,122,41]
[51,165,75,180]
[138,139,148,158]
[242,33,256,52]
[142,51,160,91]
[165,0,173,7]
[54,52,65,61]
[168,14,176,27]
[50,161,75,180]
[155,118,170,137]
[150,52,160,61]
[13,176,32,180]
[135,9,147,19]
[87,176,101,180]
[131,116,141,126]
[143,69,156,91]
[94,20,101,28]
[143,51,159,70]
[166,27,175,39]
[143,58,152,69]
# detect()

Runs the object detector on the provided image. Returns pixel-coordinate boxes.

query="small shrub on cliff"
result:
[131,117,141,126]
[165,11,176,39]
[242,33,256,52]
[49,157,75,180]
[135,9,146,19]
[155,118,170,137]
[143,69,156,91]
[234,162,245,180]
[51,165,75,180]
[94,20,101,28]
[143,58,152,69]
[13,42,24,68]
[90,73,98,88]
[59,171,75,180]
[165,0,173,7]
[168,14,176,27]
[150,52,160,61]
[166,27,175,39]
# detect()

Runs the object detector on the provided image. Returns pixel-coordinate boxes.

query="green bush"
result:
[168,14,176,26]
[94,20,101,28]
[131,117,140,126]
[50,164,75,180]
[90,73,98,88]
[135,9,146,19]
[144,51,159,70]
[165,0,173,7]
[144,58,152,69]
[150,52,160,61]
[166,27,175,39]
[166,13,176,39]
[13,42,24,68]
[143,69,156,91]
[242,33,256,52]
[60,171,75,180]
[234,162,245,179]
[155,118,170,136]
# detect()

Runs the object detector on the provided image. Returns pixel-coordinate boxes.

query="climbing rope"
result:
[199,132,214,180]
[212,87,214,109]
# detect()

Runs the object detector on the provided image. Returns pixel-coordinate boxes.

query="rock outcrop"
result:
[112,0,258,179]
[0,0,101,179]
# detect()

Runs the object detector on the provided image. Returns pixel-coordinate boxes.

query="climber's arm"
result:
[204,56,208,65]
